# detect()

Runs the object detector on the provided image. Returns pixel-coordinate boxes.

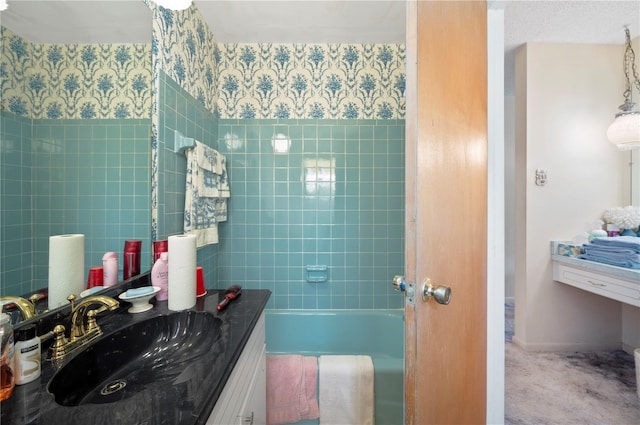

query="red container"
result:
[87,266,104,288]
[153,240,168,263]
[123,240,142,280]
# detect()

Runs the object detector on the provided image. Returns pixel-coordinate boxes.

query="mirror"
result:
[0,1,153,319]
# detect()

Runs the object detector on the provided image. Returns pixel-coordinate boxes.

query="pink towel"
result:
[266,354,319,425]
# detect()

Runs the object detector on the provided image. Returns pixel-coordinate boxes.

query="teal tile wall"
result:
[1,111,152,296]
[30,118,152,290]
[216,119,405,309]
[1,111,33,295]
[156,70,219,284]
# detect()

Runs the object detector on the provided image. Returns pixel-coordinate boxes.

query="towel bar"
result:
[174,130,195,154]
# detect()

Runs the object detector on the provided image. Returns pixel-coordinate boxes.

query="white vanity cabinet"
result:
[551,243,640,307]
[207,312,266,425]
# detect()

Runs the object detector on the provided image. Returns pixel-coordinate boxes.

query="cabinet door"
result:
[207,313,266,425]
[237,345,266,425]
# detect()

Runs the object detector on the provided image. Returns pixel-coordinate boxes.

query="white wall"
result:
[504,95,515,299]
[514,42,631,351]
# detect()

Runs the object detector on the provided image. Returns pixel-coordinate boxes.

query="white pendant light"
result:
[607,112,640,150]
[607,27,640,150]
[154,0,192,11]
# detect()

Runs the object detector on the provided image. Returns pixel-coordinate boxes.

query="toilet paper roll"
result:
[168,234,197,311]
[48,234,85,310]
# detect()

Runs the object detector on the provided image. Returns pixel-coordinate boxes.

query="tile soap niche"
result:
[305,265,328,283]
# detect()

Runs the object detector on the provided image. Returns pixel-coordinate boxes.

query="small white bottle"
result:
[14,324,40,385]
[102,252,119,287]
[152,252,169,301]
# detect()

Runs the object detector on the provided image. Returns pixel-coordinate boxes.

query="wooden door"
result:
[404,1,488,424]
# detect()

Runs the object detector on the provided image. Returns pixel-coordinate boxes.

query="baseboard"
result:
[622,342,639,356]
[511,335,621,352]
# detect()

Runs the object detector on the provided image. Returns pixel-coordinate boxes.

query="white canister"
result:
[102,252,119,287]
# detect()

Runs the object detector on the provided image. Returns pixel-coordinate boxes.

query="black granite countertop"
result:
[1,285,271,425]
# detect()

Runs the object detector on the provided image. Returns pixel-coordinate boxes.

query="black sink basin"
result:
[48,311,223,406]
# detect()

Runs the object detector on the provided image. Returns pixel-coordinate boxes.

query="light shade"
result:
[154,0,192,11]
[606,112,640,150]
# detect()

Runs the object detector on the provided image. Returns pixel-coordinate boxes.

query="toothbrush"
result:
[217,285,242,311]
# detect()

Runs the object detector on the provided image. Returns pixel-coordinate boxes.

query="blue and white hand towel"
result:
[184,141,230,247]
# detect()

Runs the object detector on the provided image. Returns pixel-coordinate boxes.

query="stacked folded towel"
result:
[579,236,640,269]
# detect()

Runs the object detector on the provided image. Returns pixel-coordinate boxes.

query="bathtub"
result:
[265,309,404,425]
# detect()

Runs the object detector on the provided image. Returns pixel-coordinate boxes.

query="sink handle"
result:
[86,310,99,332]
[49,324,67,362]
[84,309,104,341]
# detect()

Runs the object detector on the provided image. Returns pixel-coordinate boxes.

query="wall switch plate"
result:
[535,169,548,186]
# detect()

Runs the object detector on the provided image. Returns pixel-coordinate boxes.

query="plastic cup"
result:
[87,267,104,288]
[196,266,206,297]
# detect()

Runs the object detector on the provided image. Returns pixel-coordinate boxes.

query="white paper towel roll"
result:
[168,234,197,311]
[48,234,85,310]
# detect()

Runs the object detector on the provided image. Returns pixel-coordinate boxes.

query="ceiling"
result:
[1,0,638,94]
[502,0,639,94]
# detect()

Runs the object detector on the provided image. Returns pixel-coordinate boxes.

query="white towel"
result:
[184,141,230,247]
[319,355,375,425]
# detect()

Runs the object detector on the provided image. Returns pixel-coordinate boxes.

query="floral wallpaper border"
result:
[2,9,406,121]
[0,26,152,120]
[149,5,405,120]
[218,43,406,120]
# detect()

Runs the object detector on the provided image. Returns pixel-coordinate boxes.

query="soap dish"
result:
[80,286,104,298]
[118,286,161,313]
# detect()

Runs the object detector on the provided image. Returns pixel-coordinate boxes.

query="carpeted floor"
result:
[505,301,640,425]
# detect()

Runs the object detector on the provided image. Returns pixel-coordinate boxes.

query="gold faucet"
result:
[49,294,119,362]
[0,295,39,321]
[68,294,119,340]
